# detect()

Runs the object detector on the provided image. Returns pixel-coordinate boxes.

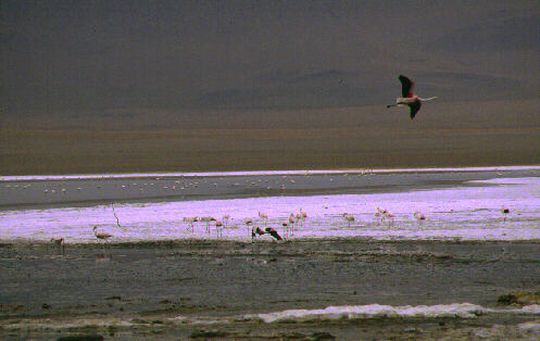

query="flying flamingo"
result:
[387,75,437,119]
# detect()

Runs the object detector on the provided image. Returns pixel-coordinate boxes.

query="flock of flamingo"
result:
[82,206,438,248]
[44,202,512,252]
[181,208,309,242]
[44,76,518,252]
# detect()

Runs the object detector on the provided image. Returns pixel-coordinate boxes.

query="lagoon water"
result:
[1,166,539,243]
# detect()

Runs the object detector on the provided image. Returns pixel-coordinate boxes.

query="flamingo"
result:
[245,218,254,236]
[265,227,283,241]
[375,207,394,225]
[387,75,437,119]
[295,212,303,225]
[501,207,510,222]
[93,225,113,243]
[288,213,296,235]
[251,226,265,241]
[200,216,216,233]
[375,207,384,221]
[258,211,269,225]
[294,209,307,227]
[342,213,355,227]
[413,211,426,227]
[281,220,291,239]
[414,211,426,221]
[222,214,231,228]
[215,220,224,238]
[251,226,283,241]
[183,216,198,232]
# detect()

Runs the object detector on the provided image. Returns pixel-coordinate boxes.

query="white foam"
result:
[249,304,540,323]
[518,321,540,332]
[169,315,223,325]
[2,165,539,181]
[2,304,539,331]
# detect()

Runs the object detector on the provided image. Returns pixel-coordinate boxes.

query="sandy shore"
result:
[1,239,539,340]
[2,166,539,209]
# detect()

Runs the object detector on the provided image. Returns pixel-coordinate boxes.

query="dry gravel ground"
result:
[1,239,539,340]
[2,100,539,175]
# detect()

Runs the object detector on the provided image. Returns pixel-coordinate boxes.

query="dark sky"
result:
[2,0,539,116]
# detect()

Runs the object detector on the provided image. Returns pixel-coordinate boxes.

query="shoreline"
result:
[3,236,540,247]
[2,164,540,182]
[2,174,539,243]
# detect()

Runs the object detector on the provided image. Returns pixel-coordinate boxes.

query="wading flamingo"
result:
[387,75,437,119]
[251,226,283,241]
[215,220,224,238]
[183,216,199,232]
[93,226,113,249]
[414,211,426,221]
[501,207,510,222]
[342,213,355,227]
[258,211,269,225]
[265,227,283,241]
[222,214,231,228]
[281,220,291,239]
[200,216,216,233]
[288,213,297,235]
[251,226,265,241]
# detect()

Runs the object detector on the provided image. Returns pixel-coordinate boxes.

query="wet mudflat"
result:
[2,167,538,209]
[1,239,539,340]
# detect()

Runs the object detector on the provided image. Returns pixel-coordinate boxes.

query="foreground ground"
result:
[1,239,539,340]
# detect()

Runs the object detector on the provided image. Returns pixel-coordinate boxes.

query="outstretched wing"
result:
[265,228,283,240]
[399,75,415,97]
[409,100,422,119]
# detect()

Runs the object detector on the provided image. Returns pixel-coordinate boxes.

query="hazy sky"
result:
[2,0,539,116]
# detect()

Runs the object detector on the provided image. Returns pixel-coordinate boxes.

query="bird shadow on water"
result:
[94,241,113,263]
[48,237,65,256]
[95,250,112,263]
